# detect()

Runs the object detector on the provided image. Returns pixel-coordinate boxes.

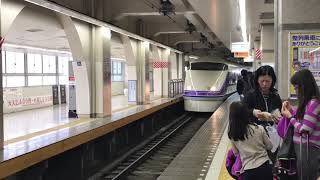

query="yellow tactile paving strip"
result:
[218,144,234,180]
[5,104,140,145]
[4,117,94,145]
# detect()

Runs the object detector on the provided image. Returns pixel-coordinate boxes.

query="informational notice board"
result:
[289,32,320,97]
[128,80,137,102]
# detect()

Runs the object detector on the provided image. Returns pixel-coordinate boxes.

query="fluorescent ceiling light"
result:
[111,57,126,61]
[189,56,199,59]
[239,0,247,42]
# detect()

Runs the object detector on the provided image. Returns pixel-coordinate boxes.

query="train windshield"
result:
[189,62,228,71]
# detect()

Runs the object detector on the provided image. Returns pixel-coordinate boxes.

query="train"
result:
[183,61,237,112]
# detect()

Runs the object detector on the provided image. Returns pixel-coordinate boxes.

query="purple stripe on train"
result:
[183,74,231,97]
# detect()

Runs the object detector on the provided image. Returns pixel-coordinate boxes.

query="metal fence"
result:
[168,79,184,98]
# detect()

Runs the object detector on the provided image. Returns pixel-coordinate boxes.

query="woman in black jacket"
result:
[243,66,282,163]
[243,65,282,126]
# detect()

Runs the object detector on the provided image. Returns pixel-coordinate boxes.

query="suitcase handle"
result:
[300,132,309,180]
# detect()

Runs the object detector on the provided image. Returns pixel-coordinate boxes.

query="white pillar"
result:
[136,41,150,104]
[0,0,3,148]
[161,49,170,97]
[261,24,275,66]
[152,45,162,97]
[177,53,183,79]
[0,0,25,147]
[170,52,178,79]
[94,27,111,117]
[58,15,92,117]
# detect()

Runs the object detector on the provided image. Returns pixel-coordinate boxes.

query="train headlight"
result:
[186,86,192,90]
[210,86,217,91]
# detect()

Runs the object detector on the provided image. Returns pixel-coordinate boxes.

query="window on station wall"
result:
[58,56,69,75]
[43,76,56,85]
[2,51,5,73]
[3,76,6,88]
[6,51,24,73]
[6,76,25,87]
[28,76,43,86]
[59,76,68,85]
[43,55,56,73]
[58,56,70,85]
[27,53,42,73]
[112,61,123,81]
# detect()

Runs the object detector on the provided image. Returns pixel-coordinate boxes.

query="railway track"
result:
[90,112,211,180]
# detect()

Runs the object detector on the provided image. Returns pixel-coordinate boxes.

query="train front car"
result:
[183,62,234,112]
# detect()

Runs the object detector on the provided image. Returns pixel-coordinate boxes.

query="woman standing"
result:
[281,69,320,180]
[228,101,273,180]
[243,65,282,125]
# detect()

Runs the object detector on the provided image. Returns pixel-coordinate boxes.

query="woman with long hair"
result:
[281,69,320,180]
[228,101,273,180]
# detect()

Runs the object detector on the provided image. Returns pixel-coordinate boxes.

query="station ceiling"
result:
[5,0,274,65]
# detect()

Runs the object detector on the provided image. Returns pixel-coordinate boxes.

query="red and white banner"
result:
[6,95,53,107]
[0,37,4,49]
[153,61,170,69]
[255,49,262,60]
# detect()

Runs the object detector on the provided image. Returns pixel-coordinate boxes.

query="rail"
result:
[168,79,184,98]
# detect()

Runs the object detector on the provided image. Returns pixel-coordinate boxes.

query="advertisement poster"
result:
[128,80,137,102]
[289,32,320,97]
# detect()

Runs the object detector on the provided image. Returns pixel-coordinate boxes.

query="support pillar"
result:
[152,45,162,97]
[170,52,178,79]
[260,23,275,66]
[58,15,92,117]
[276,0,320,98]
[161,49,170,97]
[0,0,3,148]
[177,53,183,79]
[0,0,25,147]
[94,27,111,117]
[122,35,150,104]
[136,41,150,104]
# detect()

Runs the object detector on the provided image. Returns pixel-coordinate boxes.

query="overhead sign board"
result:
[234,52,249,58]
[231,42,249,52]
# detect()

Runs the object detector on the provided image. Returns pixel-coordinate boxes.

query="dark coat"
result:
[243,89,282,125]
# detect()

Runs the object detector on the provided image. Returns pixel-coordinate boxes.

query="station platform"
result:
[158,93,238,180]
[112,92,161,112]
[3,94,162,142]
[0,96,182,179]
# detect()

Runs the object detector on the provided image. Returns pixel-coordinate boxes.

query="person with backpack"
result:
[228,101,273,180]
[237,69,252,99]
[280,69,320,180]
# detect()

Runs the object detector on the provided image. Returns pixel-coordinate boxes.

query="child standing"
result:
[228,101,273,180]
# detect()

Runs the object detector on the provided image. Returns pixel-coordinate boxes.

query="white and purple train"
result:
[183,61,236,112]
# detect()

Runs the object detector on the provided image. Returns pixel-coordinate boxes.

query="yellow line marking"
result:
[4,117,95,145]
[218,144,234,180]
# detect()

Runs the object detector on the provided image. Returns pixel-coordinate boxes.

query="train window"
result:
[189,62,228,70]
